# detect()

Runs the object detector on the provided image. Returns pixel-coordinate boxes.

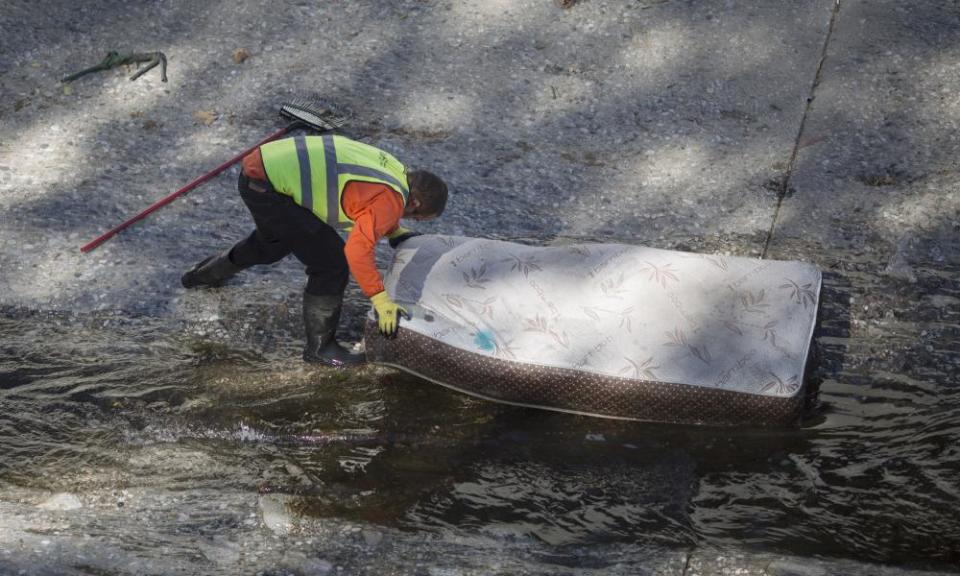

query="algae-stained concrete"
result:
[772,0,960,260]
[0,0,836,320]
[550,0,836,248]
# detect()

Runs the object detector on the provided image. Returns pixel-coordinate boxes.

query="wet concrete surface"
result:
[2,0,960,574]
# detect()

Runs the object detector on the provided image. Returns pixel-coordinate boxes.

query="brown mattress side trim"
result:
[365,322,804,427]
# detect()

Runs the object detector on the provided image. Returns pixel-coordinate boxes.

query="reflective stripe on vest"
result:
[259,135,409,227]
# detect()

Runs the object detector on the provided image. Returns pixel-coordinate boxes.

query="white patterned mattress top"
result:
[382,235,821,398]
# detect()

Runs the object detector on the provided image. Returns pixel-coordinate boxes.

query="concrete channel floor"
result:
[0,0,958,574]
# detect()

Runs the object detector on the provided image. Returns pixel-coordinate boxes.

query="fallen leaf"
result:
[143,120,159,130]
[63,85,74,96]
[232,48,251,64]
[797,134,828,149]
[193,110,219,126]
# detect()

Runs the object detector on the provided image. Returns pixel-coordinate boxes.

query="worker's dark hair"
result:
[407,170,448,216]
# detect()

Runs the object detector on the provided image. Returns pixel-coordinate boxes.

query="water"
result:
[1,252,959,574]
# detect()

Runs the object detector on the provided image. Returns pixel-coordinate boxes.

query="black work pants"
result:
[229,172,349,297]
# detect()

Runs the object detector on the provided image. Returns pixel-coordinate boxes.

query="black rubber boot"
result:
[302,292,366,367]
[181,248,243,289]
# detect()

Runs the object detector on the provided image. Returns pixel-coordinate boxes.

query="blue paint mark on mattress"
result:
[473,330,495,352]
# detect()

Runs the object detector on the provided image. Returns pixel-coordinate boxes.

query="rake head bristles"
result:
[280,96,352,132]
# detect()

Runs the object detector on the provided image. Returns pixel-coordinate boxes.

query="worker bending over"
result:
[181,134,448,366]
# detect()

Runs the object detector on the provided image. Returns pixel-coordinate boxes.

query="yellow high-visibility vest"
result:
[260,134,409,227]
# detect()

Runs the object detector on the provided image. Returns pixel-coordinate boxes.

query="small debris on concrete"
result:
[192,110,219,126]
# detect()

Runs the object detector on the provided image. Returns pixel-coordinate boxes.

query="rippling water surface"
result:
[1,254,958,574]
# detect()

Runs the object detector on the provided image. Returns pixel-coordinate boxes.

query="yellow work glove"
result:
[370,292,408,338]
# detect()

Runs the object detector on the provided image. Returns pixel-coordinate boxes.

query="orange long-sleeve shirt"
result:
[242,149,402,297]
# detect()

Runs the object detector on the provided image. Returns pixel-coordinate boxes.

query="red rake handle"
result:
[80,123,295,253]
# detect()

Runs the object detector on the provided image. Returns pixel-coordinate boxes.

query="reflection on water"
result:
[0,242,959,573]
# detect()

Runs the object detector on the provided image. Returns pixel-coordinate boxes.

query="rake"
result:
[80,96,352,253]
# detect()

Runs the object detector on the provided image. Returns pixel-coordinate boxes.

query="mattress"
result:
[364,235,821,427]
